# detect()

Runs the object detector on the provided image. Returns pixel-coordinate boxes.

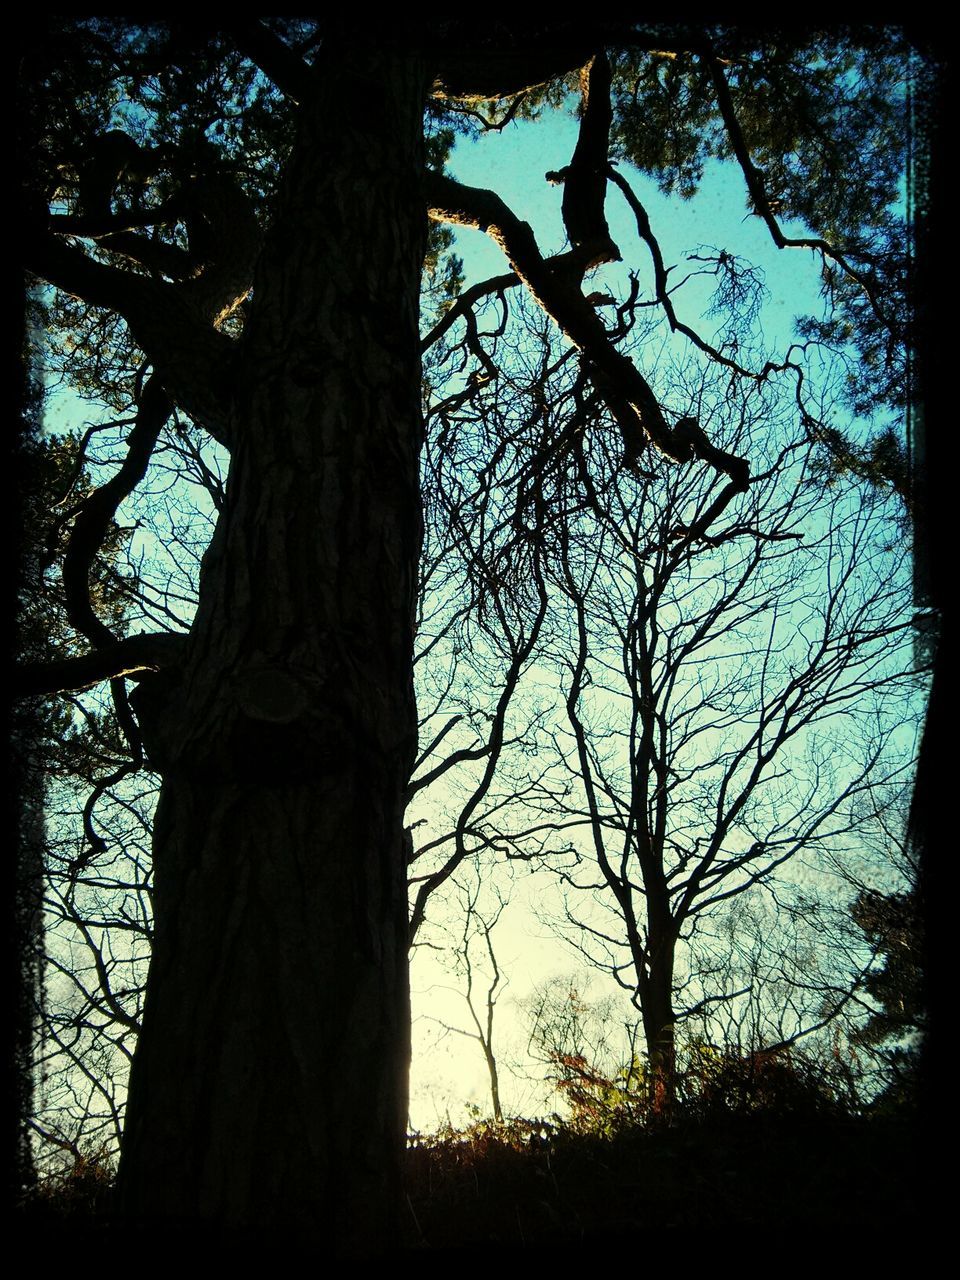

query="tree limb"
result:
[608,166,788,382]
[550,52,620,276]
[25,231,236,448]
[426,170,749,491]
[421,271,519,353]
[63,374,172,651]
[430,40,592,101]
[13,632,187,699]
[701,44,893,333]
[223,19,315,103]
[28,232,239,448]
[26,134,261,449]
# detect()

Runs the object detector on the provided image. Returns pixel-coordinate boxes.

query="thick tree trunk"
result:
[116,50,428,1253]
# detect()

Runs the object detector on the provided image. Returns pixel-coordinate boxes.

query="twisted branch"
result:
[701,45,893,333]
[426,170,749,493]
[25,132,261,448]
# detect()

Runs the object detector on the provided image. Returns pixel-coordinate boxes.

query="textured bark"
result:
[639,926,678,1102]
[116,48,428,1253]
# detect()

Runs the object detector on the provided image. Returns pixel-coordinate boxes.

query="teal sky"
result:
[406,105,916,1129]
[444,102,831,368]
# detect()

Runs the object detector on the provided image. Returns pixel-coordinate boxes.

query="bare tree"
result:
[517,366,919,1092]
[415,873,510,1123]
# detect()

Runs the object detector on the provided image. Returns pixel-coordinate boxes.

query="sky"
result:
[405,98,912,1130]
[442,102,830,367]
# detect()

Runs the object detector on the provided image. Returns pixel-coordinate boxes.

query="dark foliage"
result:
[851,886,925,1112]
[17,1104,922,1254]
[405,1113,921,1247]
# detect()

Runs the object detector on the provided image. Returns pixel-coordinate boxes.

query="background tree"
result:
[16,19,920,1249]
[13,281,155,1186]
[529,377,915,1091]
[409,247,918,1100]
[816,783,925,1111]
[849,886,924,1111]
[415,872,510,1124]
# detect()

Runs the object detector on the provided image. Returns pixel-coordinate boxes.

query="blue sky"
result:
[405,103,917,1129]
[444,101,829,367]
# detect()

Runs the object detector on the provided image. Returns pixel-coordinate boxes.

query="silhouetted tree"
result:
[531,391,915,1091]
[16,20,920,1248]
[850,885,924,1111]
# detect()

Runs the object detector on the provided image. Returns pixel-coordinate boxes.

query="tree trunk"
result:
[484,1044,504,1124]
[639,916,678,1110]
[116,49,428,1254]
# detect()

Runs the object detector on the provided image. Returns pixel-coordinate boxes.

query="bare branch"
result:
[700,44,893,334]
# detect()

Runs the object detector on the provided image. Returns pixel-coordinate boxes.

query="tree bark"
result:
[116,48,428,1254]
[639,914,678,1108]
